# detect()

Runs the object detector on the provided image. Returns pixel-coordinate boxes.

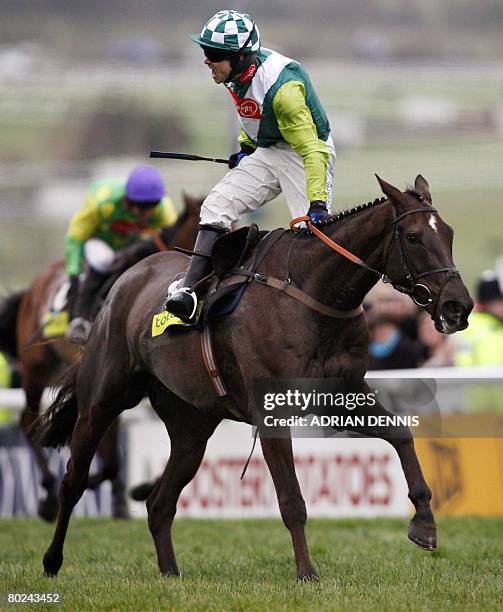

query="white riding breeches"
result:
[199,137,336,229]
[84,238,116,273]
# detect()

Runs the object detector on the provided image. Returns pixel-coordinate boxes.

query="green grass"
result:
[1,518,503,611]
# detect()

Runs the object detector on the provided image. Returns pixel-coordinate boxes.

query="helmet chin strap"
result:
[225,52,257,83]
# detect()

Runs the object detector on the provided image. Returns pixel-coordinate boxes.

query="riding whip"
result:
[150,151,229,164]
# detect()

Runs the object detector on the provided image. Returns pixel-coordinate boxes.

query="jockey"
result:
[65,165,177,341]
[165,9,335,323]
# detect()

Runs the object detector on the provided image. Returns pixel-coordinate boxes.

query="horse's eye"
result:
[406,233,419,244]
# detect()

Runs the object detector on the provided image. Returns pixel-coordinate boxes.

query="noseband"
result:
[291,204,460,317]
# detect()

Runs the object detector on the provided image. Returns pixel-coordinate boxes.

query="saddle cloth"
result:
[42,277,71,338]
[151,224,280,335]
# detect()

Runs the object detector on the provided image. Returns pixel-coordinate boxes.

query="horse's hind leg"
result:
[261,437,318,581]
[146,385,221,576]
[20,380,59,522]
[43,407,119,576]
[87,420,130,520]
[43,370,147,576]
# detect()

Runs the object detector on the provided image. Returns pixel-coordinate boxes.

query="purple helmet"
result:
[126,165,165,206]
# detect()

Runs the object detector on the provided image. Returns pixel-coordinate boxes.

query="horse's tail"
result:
[0,290,25,359]
[31,351,83,449]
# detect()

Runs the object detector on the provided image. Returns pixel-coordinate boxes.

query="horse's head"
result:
[165,193,204,252]
[182,192,204,220]
[376,174,473,334]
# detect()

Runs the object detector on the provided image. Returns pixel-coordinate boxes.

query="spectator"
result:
[454,270,503,366]
[0,351,14,426]
[0,351,11,388]
[416,311,455,367]
[365,282,419,341]
[367,313,423,370]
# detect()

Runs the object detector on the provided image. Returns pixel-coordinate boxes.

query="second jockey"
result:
[65,165,177,341]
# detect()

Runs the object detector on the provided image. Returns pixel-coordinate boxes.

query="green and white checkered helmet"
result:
[191,10,260,54]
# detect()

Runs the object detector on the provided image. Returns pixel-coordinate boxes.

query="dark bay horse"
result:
[37,175,472,579]
[0,193,202,521]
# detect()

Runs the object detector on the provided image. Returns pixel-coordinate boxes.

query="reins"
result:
[290,203,460,314]
[230,229,363,319]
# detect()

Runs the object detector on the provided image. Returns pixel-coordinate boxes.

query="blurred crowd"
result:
[366,258,503,370]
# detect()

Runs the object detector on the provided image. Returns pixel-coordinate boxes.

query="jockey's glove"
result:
[228,145,255,169]
[307,200,330,222]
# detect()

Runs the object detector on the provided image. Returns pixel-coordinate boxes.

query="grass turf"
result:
[1,517,503,611]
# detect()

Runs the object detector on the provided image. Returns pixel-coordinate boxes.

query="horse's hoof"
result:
[129,481,157,501]
[38,496,59,523]
[161,567,181,577]
[408,521,437,551]
[43,551,62,577]
[87,473,102,490]
[297,570,320,582]
[112,502,130,520]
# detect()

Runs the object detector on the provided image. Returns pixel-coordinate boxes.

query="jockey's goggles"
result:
[202,46,234,63]
[128,199,160,210]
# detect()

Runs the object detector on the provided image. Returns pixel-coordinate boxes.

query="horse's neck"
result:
[295,202,394,309]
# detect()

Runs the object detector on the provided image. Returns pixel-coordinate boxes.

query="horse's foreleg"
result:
[43,410,118,576]
[260,437,318,581]
[20,384,59,522]
[386,435,436,550]
[349,382,437,551]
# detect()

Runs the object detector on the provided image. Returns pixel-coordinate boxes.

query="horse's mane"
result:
[310,196,388,228]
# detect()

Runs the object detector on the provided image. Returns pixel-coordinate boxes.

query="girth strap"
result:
[256,274,363,318]
[232,270,363,319]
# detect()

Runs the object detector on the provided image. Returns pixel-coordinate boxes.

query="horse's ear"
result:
[414,175,432,203]
[183,192,203,214]
[375,174,404,204]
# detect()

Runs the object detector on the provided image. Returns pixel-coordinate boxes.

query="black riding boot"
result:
[165,224,226,323]
[66,275,80,319]
[73,267,109,322]
[66,267,109,342]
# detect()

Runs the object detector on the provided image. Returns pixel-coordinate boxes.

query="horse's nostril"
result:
[442,300,471,324]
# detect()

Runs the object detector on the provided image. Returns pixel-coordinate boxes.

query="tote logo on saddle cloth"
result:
[228,89,262,119]
[151,302,203,336]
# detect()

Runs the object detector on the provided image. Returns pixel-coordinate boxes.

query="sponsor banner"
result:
[416,430,503,516]
[0,426,113,518]
[127,420,410,518]
[3,409,501,518]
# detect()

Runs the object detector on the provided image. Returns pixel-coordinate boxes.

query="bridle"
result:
[291,202,460,317]
[383,206,460,316]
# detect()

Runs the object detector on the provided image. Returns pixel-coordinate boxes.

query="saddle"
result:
[203,224,283,321]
